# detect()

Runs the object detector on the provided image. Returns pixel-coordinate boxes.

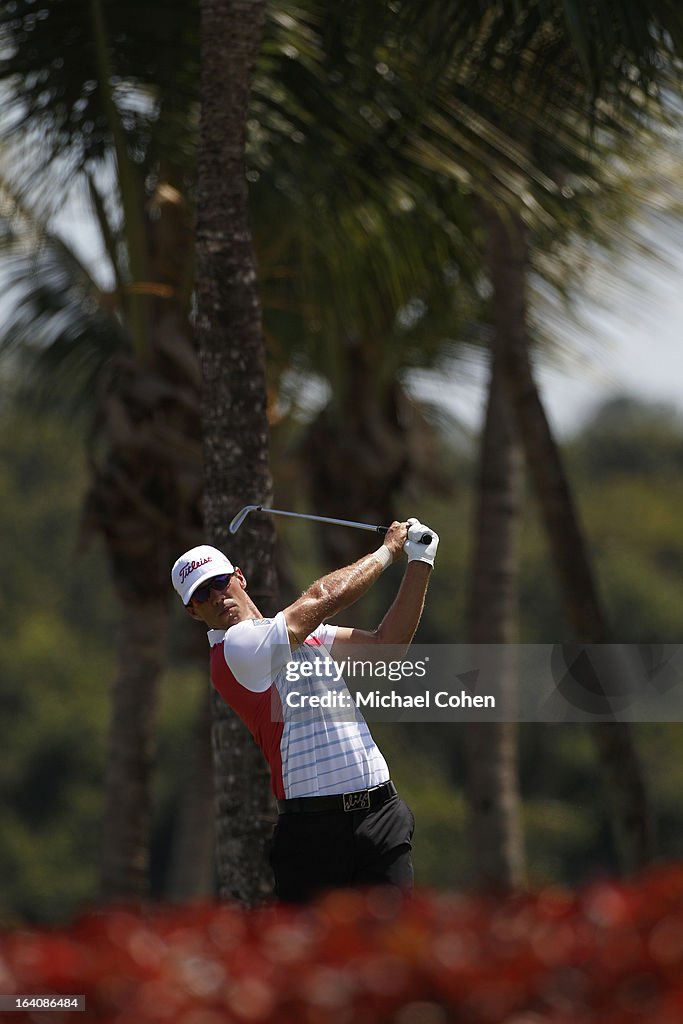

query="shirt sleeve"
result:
[222,611,292,692]
[310,621,338,649]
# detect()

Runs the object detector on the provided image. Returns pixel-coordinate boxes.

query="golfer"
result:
[171,517,438,902]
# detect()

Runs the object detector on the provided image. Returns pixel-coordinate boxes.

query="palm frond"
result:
[0,192,128,416]
[0,0,198,195]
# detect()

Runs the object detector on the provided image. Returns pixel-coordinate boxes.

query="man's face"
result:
[186,568,251,629]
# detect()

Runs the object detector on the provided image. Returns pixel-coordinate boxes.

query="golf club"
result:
[229,505,432,544]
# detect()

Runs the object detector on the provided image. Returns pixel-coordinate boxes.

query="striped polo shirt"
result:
[208,612,389,800]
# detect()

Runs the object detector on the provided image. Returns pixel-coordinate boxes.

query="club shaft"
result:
[259,507,384,533]
[255,507,431,543]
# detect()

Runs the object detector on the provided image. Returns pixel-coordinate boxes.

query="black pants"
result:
[268,795,415,903]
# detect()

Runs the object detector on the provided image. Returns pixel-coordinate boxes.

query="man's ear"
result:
[234,567,248,589]
[185,603,201,621]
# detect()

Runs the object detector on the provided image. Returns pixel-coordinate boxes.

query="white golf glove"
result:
[404,517,439,567]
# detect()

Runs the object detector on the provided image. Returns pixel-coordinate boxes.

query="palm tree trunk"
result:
[464,250,526,891]
[196,0,277,904]
[305,333,447,570]
[91,182,204,904]
[487,204,654,873]
[100,600,168,901]
[210,690,274,904]
[307,371,410,568]
[165,685,216,901]
[87,0,150,360]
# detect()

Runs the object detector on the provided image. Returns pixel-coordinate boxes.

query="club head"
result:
[228,505,262,535]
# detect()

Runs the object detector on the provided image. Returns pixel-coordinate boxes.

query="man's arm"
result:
[330,518,438,657]
[330,560,432,657]
[283,521,408,648]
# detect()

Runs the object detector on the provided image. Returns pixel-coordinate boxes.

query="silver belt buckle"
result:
[343,789,371,812]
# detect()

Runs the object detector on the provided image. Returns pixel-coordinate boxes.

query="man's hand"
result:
[284,518,433,649]
[330,518,436,655]
[404,518,439,567]
[382,520,409,562]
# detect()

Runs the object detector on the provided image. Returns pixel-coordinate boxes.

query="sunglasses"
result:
[190,573,235,604]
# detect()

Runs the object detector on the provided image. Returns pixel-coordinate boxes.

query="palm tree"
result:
[419,4,682,872]
[1,0,336,905]
[195,0,279,904]
[464,300,526,889]
[489,204,655,869]
[249,169,482,568]
[0,0,204,901]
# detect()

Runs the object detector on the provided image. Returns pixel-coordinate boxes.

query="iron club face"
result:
[228,505,263,534]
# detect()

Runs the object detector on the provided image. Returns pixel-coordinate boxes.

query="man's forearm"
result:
[285,548,391,643]
[373,561,432,646]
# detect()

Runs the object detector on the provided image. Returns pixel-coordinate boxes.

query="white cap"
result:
[171,545,235,606]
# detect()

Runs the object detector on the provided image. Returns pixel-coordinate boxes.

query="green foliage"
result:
[568,398,683,643]
[372,723,469,888]
[570,396,683,480]
[0,408,112,924]
[0,403,214,922]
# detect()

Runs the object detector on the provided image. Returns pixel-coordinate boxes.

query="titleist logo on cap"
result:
[179,557,211,583]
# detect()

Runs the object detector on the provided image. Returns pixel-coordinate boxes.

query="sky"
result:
[536,241,683,437]
[411,230,683,441]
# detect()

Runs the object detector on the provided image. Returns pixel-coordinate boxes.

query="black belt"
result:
[277,780,397,815]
